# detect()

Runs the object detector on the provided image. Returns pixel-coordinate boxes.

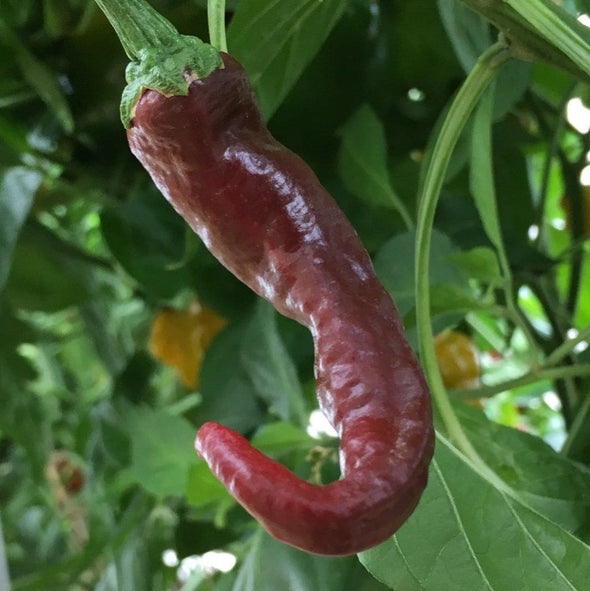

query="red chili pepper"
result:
[96,0,434,556]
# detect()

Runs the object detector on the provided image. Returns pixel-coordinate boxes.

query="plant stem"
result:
[460,0,590,82]
[562,396,590,458]
[94,0,179,61]
[545,324,590,366]
[416,41,511,462]
[503,0,590,78]
[93,0,221,128]
[208,0,228,53]
[452,364,590,400]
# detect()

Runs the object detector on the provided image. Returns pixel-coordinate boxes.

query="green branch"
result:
[208,0,228,53]
[415,41,511,462]
[452,364,590,401]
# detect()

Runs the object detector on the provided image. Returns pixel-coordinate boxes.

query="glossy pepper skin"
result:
[127,53,434,556]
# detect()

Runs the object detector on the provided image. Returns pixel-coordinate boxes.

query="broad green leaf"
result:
[446,246,502,283]
[374,230,466,317]
[530,62,576,108]
[187,461,232,507]
[360,433,590,591]
[458,405,590,534]
[493,60,532,120]
[228,0,346,118]
[439,2,531,117]
[428,282,488,315]
[100,189,192,298]
[0,166,42,293]
[250,421,312,455]
[438,0,491,72]
[241,301,307,426]
[198,321,266,434]
[125,406,197,498]
[337,104,412,226]
[3,235,89,311]
[230,528,389,591]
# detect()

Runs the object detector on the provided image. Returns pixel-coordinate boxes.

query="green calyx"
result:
[94,0,222,128]
[121,37,222,128]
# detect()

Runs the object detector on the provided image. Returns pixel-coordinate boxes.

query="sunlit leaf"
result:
[361,433,590,591]
[187,461,231,507]
[458,405,590,534]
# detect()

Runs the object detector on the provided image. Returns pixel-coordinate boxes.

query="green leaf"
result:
[250,421,312,455]
[374,229,466,317]
[0,167,42,293]
[428,282,487,315]
[231,528,389,591]
[337,104,412,226]
[186,461,231,507]
[437,0,491,72]
[360,433,590,591]
[3,234,90,311]
[197,321,265,434]
[0,18,74,134]
[100,189,192,298]
[125,406,197,498]
[446,246,502,283]
[493,60,532,120]
[241,301,307,426]
[458,405,590,534]
[228,0,346,118]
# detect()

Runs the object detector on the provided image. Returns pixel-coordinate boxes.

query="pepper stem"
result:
[94,0,178,62]
[93,0,222,128]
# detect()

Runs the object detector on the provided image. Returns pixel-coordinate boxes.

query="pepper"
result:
[434,330,481,390]
[149,303,227,389]
[95,0,434,556]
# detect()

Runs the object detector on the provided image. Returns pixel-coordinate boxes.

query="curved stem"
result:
[415,41,511,462]
[208,0,228,53]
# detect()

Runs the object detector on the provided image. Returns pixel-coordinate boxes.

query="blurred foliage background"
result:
[2,0,590,589]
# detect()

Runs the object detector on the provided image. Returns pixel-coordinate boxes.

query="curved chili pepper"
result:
[126,53,434,555]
